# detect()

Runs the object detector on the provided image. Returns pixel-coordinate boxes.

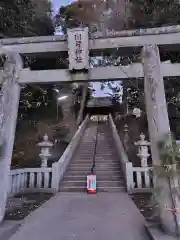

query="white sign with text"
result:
[67,27,89,71]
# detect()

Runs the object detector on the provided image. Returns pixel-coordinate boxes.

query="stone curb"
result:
[144,223,176,240]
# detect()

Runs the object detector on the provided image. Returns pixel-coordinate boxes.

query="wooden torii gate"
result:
[0,25,180,234]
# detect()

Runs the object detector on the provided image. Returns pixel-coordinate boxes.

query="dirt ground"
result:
[131,193,159,226]
[5,193,54,221]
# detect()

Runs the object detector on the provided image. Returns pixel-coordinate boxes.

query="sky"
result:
[52,0,73,13]
[51,0,114,98]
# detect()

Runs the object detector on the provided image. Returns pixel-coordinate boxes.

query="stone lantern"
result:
[37,134,53,167]
[124,124,129,151]
[134,133,151,167]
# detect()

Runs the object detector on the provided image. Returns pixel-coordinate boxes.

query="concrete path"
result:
[8,193,149,240]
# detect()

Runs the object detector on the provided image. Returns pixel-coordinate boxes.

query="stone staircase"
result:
[95,123,125,192]
[60,121,125,192]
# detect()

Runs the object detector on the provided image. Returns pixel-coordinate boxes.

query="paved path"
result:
[8,193,149,240]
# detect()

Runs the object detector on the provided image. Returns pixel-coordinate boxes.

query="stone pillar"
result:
[142,44,171,164]
[0,49,22,222]
[142,44,180,235]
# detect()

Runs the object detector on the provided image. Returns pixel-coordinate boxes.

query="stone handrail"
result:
[9,167,52,196]
[132,166,153,191]
[108,114,154,191]
[108,114,134,190]
[109,114,129,165]
[51,115,89,191]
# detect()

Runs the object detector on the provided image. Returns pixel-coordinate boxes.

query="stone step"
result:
[75,158,118,162]
[96,165,121,169]
[59,186,87,192]
[68,166,121,171]
[60,180,124,187]
[72,163,119,166]
[69,163,120,167]
[64,172,123,178]
[72,160,120,164]
[96,148,115,150]
[71,160,93,164]
[63,172,87,177]
[96,171,123,176]
[71,158,92,161]
[75,152,95,156]
[95,155,117,157]
[75,153,94,156]
[77,148,96,151]
[97,180,124,187]
[95,161,120,164]
[95,153,117,156]
[75,155,94,158]
[74,157,94,160]
[67,171,122,175]
[81,142,96,144]
[60,181,86,187]
[63,175,124,181]
[59,186,125,192]
[65,169,123,173]
[78,146,95,149]
[70,160,119,164]
[69,165,120,168]
[79,143,96,145]
[94,156,118,159]
[97,186,125,192]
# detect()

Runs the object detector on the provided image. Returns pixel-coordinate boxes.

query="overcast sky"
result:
[52,0,73,13]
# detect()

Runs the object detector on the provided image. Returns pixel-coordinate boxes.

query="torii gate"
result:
[0,25,180,234]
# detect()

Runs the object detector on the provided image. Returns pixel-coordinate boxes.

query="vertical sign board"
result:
[87,174,96,193]
[67,27,89,71]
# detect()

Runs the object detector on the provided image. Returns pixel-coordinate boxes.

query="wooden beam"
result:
[0,63,178,84]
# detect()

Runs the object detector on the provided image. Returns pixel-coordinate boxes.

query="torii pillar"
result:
[142,44,180,235]
[0,49,22,222]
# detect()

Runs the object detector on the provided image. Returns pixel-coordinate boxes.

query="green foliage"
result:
[72,84,93,116]
[148,134,180,235]
[151,134,180,181]
[0,0,54,37]
[55,0,180,34]
[19,84,56,122]
[158,134,177,165]
[131,0,180,28]
[55,3,86,33]
[150,134,180,225]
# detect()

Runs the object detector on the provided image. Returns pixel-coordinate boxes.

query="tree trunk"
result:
[122,80,128,114]
[76,83,88,128]
[60,87,76,141]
